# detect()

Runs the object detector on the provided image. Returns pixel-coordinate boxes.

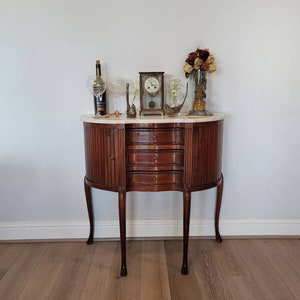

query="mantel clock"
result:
[139,72,164,116]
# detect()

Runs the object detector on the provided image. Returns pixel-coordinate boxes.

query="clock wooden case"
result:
[139,72,164,116]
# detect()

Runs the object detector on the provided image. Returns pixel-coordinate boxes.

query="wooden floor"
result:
[0,238,299,300]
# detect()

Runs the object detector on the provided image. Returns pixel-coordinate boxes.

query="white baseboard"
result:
[0,219,299,241]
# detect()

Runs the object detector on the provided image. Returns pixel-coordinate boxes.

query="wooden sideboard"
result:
[81,114,225,276]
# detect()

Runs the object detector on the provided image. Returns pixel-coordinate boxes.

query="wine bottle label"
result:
[94,94,106,115]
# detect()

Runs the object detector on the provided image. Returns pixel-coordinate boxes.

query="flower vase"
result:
[189,70,212,116]
[192,83,206,112]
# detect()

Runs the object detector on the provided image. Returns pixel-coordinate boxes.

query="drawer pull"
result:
[153,154,158,161]
[110,156,115,160]
[153,175,157,182]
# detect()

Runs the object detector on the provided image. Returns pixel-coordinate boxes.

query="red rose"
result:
[199,50,209,62]
[185,51,199,64]
[201,62,208,71]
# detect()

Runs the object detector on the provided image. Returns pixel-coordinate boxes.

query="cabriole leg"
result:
[215,173,224,243]
[119,191,127,276]
[84,177,94,245]
[181,190,191,275]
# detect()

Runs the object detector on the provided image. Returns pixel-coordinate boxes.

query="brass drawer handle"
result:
[153,154,158,161]
[153,175,157,182]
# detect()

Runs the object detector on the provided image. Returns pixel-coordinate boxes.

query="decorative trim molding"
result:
[0,219,299,241]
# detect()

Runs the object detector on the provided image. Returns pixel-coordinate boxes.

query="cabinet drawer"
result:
[127,150,184,171]
[126,128,184,145]
[127,171,183,191]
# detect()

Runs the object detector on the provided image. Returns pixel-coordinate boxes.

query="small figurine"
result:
[126,82,138,118]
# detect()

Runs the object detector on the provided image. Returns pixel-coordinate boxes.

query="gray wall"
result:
[1,0,299,239]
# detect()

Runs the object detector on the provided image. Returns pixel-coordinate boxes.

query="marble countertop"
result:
[80,113,226,124]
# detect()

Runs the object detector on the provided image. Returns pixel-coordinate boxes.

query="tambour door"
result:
[83,123,125,191]
[191,120,223,190]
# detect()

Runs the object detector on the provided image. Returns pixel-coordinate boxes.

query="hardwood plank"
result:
[213,239,248,277]
[113,240,142,300]
[0,243,27,280]
[193,239,233,299]
[0,243,49,300]
[17,242,72,300]
[275,239,300,272]
[233,239,297,299]
[229,276,266,300]
[192,238,295,300]
[0,244,9,257]
[185,239,218,299]
[216,240,264,299]
[83,240,145,300]
[0,239,299,299]
[47,242,95,300]
[140,240,171,300]
[165,240,204,300]
[80,241,121,299]
[255,239,300,299]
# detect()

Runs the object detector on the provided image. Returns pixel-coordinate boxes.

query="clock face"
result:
[144,77,160,95]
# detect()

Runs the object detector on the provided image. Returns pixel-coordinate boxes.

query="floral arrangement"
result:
[183,47,217,115]
[183,48,216,81]
[131,81,140,104]
[168,79,181,106]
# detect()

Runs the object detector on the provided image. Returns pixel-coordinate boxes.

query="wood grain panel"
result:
[191,120,223,190]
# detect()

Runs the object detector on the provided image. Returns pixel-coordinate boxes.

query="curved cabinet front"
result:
[83,123,125,192]
[81,115,225,276]
[191,120,223,190]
